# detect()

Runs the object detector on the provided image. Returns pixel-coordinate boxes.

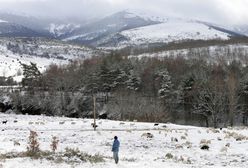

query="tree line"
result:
[2,49,248,128]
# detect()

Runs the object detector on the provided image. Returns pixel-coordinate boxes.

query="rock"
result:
[13,140,20,146]
[225,143,230,147]
[171,137,178,142]
[220,146,228,152]
[5,109,14,114]
[59,121,65,125]
[141,132,154,138]
[200,144,209,150]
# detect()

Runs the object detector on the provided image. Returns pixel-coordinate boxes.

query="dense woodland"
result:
[1,44,248,128]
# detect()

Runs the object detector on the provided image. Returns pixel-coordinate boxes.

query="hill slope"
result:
[0,38,102,80]
[116,19,231,47]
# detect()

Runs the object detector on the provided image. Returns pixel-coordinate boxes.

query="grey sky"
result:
[0,0,247,25]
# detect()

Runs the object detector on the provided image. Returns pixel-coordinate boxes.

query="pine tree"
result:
[180,75,196,124]
[157,69,173,99]
[99,66,112,93]
[126,70,141,91]
[112,68,128,89]
[21,62,42,89]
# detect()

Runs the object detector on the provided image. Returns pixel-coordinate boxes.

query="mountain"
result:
[0,18,43,37]
[0,13,50,37]
[62,10,246,48]
[0,10,247,48]
[231,25,248,36]
[47,23,81,38]
[102,19,231,48]
[0,12,82,38]
[61,10,160,46]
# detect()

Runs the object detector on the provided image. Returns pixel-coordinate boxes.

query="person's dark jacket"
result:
[112,139,120,152]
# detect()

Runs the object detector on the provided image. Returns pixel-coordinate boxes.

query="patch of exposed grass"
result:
[0,148,105,164]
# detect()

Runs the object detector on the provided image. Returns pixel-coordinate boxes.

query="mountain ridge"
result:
[0,10,247,48]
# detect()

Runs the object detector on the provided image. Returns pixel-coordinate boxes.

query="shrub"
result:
[165,153,173,159]
[26,131,40,157]
[64,147,105,163]
[50,136,59,152]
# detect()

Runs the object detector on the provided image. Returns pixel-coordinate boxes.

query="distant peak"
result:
[107,9,169,23]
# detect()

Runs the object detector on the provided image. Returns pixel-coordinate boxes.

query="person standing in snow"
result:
[112,136,120,164]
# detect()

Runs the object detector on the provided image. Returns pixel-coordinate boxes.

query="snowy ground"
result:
[0,38,101,82]
[119,19,229,47]
[0,113,248,168]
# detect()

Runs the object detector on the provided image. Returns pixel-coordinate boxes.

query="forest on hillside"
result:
[1,46,248,128]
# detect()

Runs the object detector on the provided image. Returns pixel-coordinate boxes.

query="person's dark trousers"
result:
[113,151,119,164]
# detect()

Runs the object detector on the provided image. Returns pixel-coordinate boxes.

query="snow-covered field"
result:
[0,113,248,168]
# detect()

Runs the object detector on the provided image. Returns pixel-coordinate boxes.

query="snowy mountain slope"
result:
[47,23,81,38]
[0,113,248,167]
[118,20,230,46]
[0,12,83,38]
[229,25,248,37]
[119,9,169,23]
[0,10,247,48]
[0,38,102,80]
[62,10,160,45]
[68,10,244,48]
[0,21,42,37]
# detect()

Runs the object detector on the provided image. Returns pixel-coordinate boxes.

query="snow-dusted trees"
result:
[180,75,196,124]
[6,52,248,126]
[155,69,174,120]
[126,70,141,91]
[238,73,248,126]
[21,62,42,89]
[194,83,228,128]
[157,69,173,99]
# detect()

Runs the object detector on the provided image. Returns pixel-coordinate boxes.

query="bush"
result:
[50,136,59,152]
[63,147,105,163]
[26,131,40,157]
[165,153,173,159]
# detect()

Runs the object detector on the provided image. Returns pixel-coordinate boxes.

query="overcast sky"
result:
[0,0,247,25]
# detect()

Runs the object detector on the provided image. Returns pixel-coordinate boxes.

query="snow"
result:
[128,44,248,64]
[123,9,168,22]
[119,20,230,47]
[0,38,100,80]
[0,19,7,23]
[48,23,80,37]
[0,113,248,167]
[0,43,68,78]
[64,29,107,41]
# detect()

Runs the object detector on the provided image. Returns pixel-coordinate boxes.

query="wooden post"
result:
[93,95,96,131]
